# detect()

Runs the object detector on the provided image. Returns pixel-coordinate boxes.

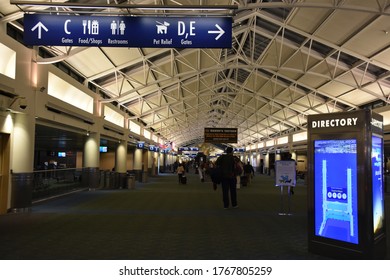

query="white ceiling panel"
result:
[343,16,390,57]
[315,10,374,45]
[319,81,355,98]
[66,48,114,77]
[372,49,390,68]
[102,47,143,66]
[339,89,378,105]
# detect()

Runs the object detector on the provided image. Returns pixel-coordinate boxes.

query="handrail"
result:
[33,168,81,173]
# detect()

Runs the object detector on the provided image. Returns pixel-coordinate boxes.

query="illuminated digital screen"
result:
[372,135,385,236]
[58,152,66,158]
[99,146,108,153]
[314,139,358,244]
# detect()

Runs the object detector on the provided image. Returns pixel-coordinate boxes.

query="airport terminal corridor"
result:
[0,173,389,260]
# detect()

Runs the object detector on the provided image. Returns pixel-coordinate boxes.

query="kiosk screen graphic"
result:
[314,139,358,244]
[372,135,385,236]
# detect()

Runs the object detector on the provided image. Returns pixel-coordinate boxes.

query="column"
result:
[10,113,35,212]
[134,148,143,182]
[142,149,149,182]
[115,140,127,188]
[150,152,157,176]
[147,150,153,175]
[265,153,270,175]
[83,132,100,189]
[159,152,165,173]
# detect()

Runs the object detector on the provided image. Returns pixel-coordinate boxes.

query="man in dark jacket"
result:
[216,147,238,209]
[243,162,255,186]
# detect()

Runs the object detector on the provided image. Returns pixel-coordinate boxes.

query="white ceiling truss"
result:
[2,0,390,147]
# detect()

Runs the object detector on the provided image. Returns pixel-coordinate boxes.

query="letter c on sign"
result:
[64,19,71,34]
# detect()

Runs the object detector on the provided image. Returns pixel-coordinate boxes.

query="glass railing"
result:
[32,168,84,201]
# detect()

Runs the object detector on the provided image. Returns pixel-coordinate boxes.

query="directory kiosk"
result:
[307,109,386,258]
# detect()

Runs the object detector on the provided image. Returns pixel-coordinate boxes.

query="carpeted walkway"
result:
[0,172,389,260]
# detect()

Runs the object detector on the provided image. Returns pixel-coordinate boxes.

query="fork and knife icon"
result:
[82,20,90,34]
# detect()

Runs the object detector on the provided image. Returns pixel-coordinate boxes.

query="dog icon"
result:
[156,21,170,34]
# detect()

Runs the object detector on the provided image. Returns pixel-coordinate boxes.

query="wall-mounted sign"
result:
[137,142,144,149]
[149,146,159,152]
[179,147,199,152]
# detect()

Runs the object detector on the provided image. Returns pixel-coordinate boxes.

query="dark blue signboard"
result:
[179,147,199,151]
[23,14,232,48]
[137,142,144,149]
[149,146,159,152]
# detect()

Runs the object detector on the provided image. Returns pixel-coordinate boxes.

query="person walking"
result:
[216,147,239,209]
[243,161,255,186]
[177,163,185,184]
[235,157,243,189]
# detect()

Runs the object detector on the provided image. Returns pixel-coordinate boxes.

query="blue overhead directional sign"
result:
[23,14,232,48]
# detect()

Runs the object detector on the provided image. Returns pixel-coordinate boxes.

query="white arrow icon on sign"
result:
[31,21,48,39]
[208,24,225,40]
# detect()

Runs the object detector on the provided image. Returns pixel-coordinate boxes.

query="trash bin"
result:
[127,174,135,189]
